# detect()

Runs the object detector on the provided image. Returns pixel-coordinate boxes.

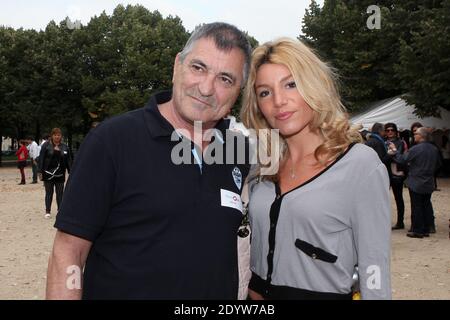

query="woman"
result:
[384,123,408,230]
[16,139,29,185]
[38,128,71,218]
[240,38,391,300]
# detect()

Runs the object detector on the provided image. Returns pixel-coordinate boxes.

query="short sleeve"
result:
[351,163,392,300]
[55,130,116,242]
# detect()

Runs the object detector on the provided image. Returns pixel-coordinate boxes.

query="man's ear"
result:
[172,53,181,83]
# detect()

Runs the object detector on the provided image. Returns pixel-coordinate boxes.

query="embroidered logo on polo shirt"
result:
[232,167,242,190]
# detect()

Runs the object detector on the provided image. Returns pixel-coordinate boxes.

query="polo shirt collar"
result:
[144,90,230,141]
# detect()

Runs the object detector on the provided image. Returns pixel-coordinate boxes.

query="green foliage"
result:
[301,0,449,116]
[78,5,190,123]
[0,4,191,146]
[395,0,450,117]
[1,5,259,146]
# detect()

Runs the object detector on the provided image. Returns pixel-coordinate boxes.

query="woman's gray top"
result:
[249,143,392,299]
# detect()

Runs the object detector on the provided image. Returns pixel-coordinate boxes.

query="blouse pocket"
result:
[295,239,338,263]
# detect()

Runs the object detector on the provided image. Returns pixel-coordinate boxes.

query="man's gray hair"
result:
[179,22,252,88]
[371,122,384,135]
[416,127,432,142]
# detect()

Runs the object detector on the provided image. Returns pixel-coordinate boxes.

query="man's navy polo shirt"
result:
[55,91,250,299]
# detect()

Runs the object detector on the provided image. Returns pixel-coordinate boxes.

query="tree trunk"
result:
[67,123,73,154]
[16,122,25,140]
[34,120,41,143]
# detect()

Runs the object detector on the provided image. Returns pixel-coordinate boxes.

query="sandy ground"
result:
[0,166,449,300]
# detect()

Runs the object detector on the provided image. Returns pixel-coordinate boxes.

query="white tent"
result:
[1,137,12,151]
[350,96,450,131]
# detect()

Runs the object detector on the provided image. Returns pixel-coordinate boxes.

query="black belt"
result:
[249,272,352,300]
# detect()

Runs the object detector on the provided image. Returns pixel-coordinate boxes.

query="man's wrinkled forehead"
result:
[187,38,244,79]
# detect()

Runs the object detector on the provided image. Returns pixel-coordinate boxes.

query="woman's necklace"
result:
[289,166,296,179]
[287,152,314,179]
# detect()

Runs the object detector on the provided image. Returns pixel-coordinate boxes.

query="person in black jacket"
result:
[384,123,408,229]
[38,128,71,218]
[365,122,389,167]
[388,127,442,238]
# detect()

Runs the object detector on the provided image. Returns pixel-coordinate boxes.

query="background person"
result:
[38,128,71,219]
[389,127,442,237]
[16,139,29,185]
[365,122,389,167]
[441,130,450,177]
[410,122,423,147]
[26,136,40,184]
[384,123,408,230]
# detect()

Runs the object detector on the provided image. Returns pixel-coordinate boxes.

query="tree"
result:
[38,20,85,150]
[0,27,16,164]
[80,5,189,123]
[300,0,447,116]
[0,3,259,158]
[396,0,450,116]
[0,28,42,141]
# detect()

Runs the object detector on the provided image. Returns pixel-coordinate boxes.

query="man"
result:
[389,127,442,238]
[26,137,39,184]
[46,22,252,299]
[38,134,50,154]
[365,122,389,167]
[410,122,423,147]
[384,123,407,230]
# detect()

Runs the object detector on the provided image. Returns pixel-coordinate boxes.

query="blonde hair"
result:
[240,38,361,179]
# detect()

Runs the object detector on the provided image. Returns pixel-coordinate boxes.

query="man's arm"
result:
[38,142,47,173]
[46,231,92,300]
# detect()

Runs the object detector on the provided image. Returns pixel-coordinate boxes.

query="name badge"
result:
[220,189,243,213]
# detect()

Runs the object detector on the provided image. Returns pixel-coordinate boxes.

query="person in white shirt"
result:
[26,137,40,184]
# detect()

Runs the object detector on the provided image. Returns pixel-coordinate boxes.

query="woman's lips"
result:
[275,112,294,120]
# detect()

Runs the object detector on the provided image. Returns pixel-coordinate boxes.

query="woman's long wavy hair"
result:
[240,38,362,180]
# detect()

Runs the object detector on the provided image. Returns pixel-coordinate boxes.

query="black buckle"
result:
[238,203,249,238]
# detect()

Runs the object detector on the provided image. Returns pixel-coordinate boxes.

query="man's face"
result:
[413,127,421,143]
[414,131,422,143]
[171,37,245,128]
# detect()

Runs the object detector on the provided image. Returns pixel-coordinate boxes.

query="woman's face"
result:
[254,63,315,138]
[385,127,397,139]
[52,133,62,144]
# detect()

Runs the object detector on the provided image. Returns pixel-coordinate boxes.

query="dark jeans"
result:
[391,176,405,225]
[443,159,450,177]
[31,159,38,182]
[44,181,65,213]
[409,189,435,235]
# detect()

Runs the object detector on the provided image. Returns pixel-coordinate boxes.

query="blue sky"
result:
[0,0,323,43]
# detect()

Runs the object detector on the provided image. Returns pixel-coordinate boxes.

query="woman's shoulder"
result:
[344,143,383,169]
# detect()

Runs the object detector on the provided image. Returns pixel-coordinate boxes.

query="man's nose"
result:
[198,73,215,97]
